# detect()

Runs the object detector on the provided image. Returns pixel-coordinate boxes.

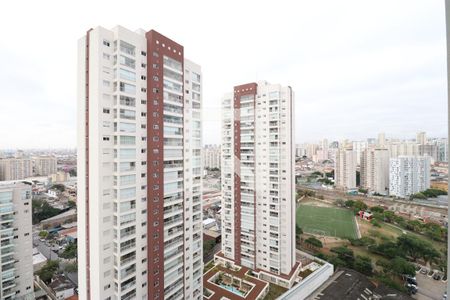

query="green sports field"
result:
[296,205,358,239]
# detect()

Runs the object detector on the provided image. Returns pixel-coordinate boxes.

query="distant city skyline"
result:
[0,0,447,148]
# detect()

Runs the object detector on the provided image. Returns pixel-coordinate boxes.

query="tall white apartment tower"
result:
[334,147,357,189]
[0,181,34,300]
[389,156,431,198]
[77,26,203,300]
[360,148,389,195]
[218,82,299,288]
[416,131,427,145]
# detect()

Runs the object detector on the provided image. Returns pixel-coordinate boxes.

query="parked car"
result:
[405,284,418,295]
[420,268,428,275]
[406,277,418,285]
[433,273,442,281]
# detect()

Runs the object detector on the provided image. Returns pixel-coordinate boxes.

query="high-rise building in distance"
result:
[334,147,357,189]
[0,181,34,299]
[218,81,299,288]
[77,26,203,300]
[0,158,32,181]
[389,156,430,198]
[203,145,221,169]
[32,156,57,176]
[360,148,389,195]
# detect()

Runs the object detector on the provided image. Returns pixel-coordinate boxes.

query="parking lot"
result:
[413,266,446,300]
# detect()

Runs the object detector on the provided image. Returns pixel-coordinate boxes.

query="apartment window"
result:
[103,108,110,114]
[141,75,147,80]
[103,53,110,60]
[141,51,147,56]
[119,55,136,69]
[141,63,147,68]
[119,82,136,94]
[103,40,110,47]
[152,51,159,57]
[103,137,110,141]
[119,68,136,82]
[153,76,159,82]
[141,100,147,104]
[119,40,135,56]
[152,64,159,69]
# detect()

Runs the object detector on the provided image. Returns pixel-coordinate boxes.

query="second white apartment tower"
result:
[218,81,299,288]
[77,26,203,300]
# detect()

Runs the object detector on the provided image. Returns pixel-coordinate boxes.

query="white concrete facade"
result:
[389,156,431,198]
[77,26,202,300]
[0,181,34,300]
[202,145,220,169]
[220,81,296,285]
[334,148,357,189]
[360,148,389,195]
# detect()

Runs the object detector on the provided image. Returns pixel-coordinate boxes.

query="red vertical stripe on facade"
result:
[233,83,257,266]
[85,28,93,300]
[146,30,184,299]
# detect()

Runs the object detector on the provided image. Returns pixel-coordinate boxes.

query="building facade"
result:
[0,158,32,181]
[360,148,389,195]
[203,145,220,169]
[389,156,431,198]
[218,81,299,288]
[77,26,202,300]
[0,181,34,300]
[32,156,57,176]
[334,148,357,189]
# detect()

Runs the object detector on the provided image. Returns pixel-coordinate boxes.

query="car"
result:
[406,278,418,285]
[405,284,418,295]
[420,268,428,275]
[433,273,442,280]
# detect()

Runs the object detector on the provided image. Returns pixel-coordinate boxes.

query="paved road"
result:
[33,233,78,286]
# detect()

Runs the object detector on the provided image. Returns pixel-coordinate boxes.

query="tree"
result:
[354,255,373,276]
[345,200,355,208]
[64,262,77,273]
[37,260,59,283]
[331,246,355,267]
[32,199,62,224]
[304,237,323,249]
[353,201,368,212]
[69,169,77,177]
[50,184,65,192]
[371,219,381,227]
[370,206,385,213]
[390,257,416,277]
[203,239,216,255]
[67,200,76,209]
[38,230,48,239]
[60,242,77,259]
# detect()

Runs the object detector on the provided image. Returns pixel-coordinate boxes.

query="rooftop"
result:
[308,268,413,300]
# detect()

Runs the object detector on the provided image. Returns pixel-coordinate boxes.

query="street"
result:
[33,231,78,286]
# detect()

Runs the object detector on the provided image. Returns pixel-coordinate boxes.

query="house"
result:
[358,210,373,221]
[48,275,75,300]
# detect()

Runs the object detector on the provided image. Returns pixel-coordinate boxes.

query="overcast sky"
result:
[0,0,447,149]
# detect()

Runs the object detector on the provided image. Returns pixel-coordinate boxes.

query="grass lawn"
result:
[263,283,287,300]
[297,205,358,239]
